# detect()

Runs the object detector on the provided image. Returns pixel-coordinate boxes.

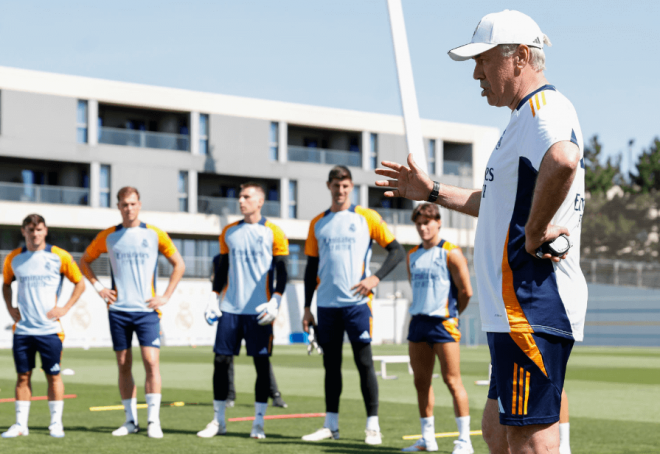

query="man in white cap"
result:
[375,10,587,454]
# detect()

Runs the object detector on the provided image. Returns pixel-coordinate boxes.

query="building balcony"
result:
[99,127,189,152]
[198,196,281,218]
[0,182,89,206]
[288,145,361,167]
[443,161,473,177]
[376,208,414,226]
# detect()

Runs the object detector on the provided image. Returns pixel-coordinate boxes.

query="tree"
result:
[630,138,660,194]
[583,135,621,195]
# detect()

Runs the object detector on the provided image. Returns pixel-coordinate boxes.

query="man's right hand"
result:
[302,308,315,334]
[99,288,117,304]
[204,295,222,325]
[375,153,434,201]
[8,307,20,323]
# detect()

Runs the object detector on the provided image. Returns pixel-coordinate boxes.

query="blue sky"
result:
[1,0,657,174]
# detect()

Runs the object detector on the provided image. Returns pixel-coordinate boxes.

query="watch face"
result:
[550,235,570,254]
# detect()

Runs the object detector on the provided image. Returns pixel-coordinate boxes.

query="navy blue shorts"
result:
[407,315,461,345]
[13,333,63,375]
[214,313,273,357]
[487,332,573,426]
[108,310,161,351]
[317,303,373,346]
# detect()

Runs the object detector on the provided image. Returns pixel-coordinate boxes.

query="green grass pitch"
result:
[0,344,658,453]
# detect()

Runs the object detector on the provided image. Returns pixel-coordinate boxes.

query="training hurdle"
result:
[372,355,413,380]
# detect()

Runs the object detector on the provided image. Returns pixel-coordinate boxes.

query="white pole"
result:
[387,0,428,174]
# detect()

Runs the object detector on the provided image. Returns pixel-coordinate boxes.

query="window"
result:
[370,133,378,170]
[178,171,188,212]
[77,100,88,143]
[288,180,297,219]
[428,139,436,175]
[199,114,209,155]
[99,165,111,207]
[269,122,279,161]
[351,186,360,206]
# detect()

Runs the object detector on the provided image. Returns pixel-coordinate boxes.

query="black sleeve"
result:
[273,255,288,295]
[374,240,405,281]
[304,256,319,308]
[212,254,229,294]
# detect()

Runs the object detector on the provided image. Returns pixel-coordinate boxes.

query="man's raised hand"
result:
[375,153,434,201]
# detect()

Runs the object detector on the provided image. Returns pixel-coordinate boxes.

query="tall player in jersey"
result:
[402,204,473,454]
[197,182,288,440]
[80,187,185,439]
[302,166,404,445]
[2,214,85,439]
[376,10,587,453]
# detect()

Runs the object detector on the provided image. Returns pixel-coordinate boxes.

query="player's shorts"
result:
[13,333,63,375]
[317,303,373,345]
[407,315,461,345]
[213,313,273,357]
[108,310,161,351]
[487,331,574,426]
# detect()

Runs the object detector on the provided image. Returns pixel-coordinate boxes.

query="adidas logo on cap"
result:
[359,331,371,340]
[50,363,61,373]
[533,36,541,44]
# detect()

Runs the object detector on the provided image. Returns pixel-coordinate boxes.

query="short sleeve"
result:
[266,221,289,256]
[355,206,396,248]
[305,213,324,257]
[85,227,113,260]
[52,246,83,284]
[219,222,238,255]
[2,248,21,285]
[147,225,177,258]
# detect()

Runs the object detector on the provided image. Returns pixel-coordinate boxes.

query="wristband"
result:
[93,281,105,293]
[428,181,440,202]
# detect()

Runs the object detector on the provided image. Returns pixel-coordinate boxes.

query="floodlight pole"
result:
[387,0,428,174]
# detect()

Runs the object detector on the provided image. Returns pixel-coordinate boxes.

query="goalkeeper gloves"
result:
[256,294,282,326]
[204,294,223,325]
[307,324,323,355]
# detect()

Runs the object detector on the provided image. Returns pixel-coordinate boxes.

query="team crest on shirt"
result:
[433,256,442,266]
[142,239,149,248]
[495,129,507,150]
[44,261,51,271]
[256,236,264,245]
[349,224,356,232]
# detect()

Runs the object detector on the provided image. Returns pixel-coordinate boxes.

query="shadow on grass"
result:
[245,433,403,453]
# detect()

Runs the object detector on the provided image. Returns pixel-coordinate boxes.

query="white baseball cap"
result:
[448,10,545,61]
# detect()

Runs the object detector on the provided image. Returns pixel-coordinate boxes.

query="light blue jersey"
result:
[407,240,459,318]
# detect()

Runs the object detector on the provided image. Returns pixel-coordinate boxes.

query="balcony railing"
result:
[288,145,361,167]
[375,208,414,225]
[443,161,473,177]
[99,126,189,152]
[0,182,89,206]
[198,196,281,218]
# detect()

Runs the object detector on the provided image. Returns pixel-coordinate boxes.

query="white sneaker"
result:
[452,439,474,454]
[302,427,339,441]
[402,437,438,451]
[112,421,139,436]
[250,422,265,439]
[49,423,65,438]
[197,420,227,438]
[365,429,382,445]
[1,424,29,438]
[147,421,163,439]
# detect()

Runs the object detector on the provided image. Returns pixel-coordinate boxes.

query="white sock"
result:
[366,415,380,432]
[324,412,339,431]
[559,422,571,453]
[15,401,30,428]
[213,400,226,424]
[122,398,138,425]
[48,401,64,426]
[145,393,161,424]
[254,402,268,426]
[456,416,471,442]
[421,416,435,442]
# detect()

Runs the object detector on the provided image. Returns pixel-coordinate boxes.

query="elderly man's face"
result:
[472,46,518,109]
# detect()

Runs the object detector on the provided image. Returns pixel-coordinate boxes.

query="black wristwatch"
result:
[428,181,440,202]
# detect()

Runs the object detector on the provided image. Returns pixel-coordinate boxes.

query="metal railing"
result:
[99,126,189,152]
[197,196,281,218]
[0,182,89,206]
[288,145,361,167]
[375,207,474,229]
[580,259,660,289]
[376,208,414,225]
[443,161,473,177]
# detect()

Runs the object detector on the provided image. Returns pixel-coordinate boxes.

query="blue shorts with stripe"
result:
[214,313,273,357]
[108,310,161,351]
[487,332,573,426]
[317,303,373,345]
[13,334,63,375]
[407,315,461,345]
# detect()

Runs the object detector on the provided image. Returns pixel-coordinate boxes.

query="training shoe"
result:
[1,424,29,438]
[226,399,235,408]
[452,439,474,454]
[197,420,227,438]
[112,421,139,436]
[302,427,339,441]
[49,423,65,438]
[147,421,163,439]
[365,429,382,445]
[402,437,439,451]
[250,422,266,439]
[272,395,288,408]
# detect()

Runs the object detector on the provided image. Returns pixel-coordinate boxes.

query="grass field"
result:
[0,344,658,453]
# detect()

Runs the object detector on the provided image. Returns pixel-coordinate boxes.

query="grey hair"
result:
[499,34,552,72]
